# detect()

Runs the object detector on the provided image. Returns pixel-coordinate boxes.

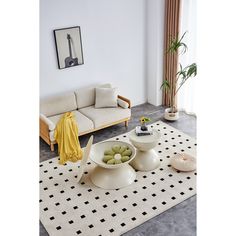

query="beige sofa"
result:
[40,84,131,151]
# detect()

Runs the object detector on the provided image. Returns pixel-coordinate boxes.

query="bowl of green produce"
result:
[90,140,136,169]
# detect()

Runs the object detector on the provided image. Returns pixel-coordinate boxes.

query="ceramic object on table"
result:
[90,140,136,189]
[129,129,161,171]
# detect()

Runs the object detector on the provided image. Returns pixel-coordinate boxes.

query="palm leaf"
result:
[186,63,197,77]
[180,31,187,40]
[175,63,197,95]
[160,80,170,91]
[167,31,188,54]
[179,42,188,54]
[176,64,186,78]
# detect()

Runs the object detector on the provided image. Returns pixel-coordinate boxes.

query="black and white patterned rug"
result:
[40,121,196,236]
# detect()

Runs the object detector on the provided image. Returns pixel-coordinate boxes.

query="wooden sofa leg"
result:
[50,143,54,152]
[125,120,128,127]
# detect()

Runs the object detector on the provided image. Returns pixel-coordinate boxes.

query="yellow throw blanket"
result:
[54,112,83,165]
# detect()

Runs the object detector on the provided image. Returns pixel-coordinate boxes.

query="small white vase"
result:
[164,108,179,121]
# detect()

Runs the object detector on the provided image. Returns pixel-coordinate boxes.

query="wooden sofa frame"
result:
[40,95,131,151]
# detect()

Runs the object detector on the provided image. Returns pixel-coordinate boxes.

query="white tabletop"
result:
[129,129,161,144]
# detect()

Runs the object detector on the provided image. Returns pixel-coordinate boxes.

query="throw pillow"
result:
[95,87,118,108]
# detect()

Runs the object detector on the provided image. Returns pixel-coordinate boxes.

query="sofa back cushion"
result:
[40,92,77,117]
[74,83,111,109]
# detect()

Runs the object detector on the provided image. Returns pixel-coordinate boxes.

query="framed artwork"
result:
[54,26,84,69]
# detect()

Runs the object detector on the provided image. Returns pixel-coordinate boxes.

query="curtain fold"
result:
[162,0,181,107]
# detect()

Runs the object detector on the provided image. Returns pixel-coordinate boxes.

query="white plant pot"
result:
[164,108,179,121]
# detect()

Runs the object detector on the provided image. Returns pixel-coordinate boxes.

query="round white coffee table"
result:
[129,129,161,171]
[89,141,136,190]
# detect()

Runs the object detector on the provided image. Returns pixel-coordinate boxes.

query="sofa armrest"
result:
[117,98,129,109]
[118,95,131,108]
[40,114,55,131]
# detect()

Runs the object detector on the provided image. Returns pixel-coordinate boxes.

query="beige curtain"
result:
[162,0,181,106]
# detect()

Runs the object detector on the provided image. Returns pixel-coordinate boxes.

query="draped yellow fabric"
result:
[54,112,83,165]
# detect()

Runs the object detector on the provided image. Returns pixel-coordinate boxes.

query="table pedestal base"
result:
[130,149,160,171]
[90,164,136,190]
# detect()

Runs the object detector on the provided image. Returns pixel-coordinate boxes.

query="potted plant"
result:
[140,116,151,131]
[161,31,197,121]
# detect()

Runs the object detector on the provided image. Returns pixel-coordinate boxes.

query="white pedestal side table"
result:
[129,129,161,171]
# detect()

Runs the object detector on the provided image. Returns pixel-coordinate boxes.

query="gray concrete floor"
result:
[40,103,196,236]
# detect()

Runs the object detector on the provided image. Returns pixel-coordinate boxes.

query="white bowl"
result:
[90,140,136,169]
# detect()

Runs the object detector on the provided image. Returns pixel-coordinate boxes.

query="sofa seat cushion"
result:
[79,106,131,128]
[48,111,94,141]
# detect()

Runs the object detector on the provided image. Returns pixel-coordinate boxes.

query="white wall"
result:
[146,0,165,106]
[40,0,146,106]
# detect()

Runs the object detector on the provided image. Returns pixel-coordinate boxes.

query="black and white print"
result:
[54,26,84,69]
